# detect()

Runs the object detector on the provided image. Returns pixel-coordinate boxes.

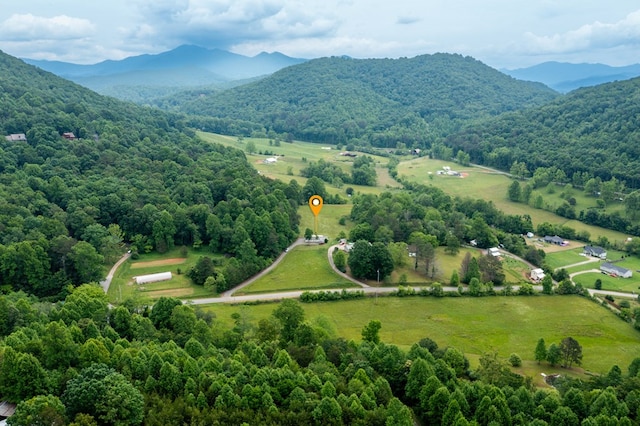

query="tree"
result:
[68,241,104,284]
[559,337,582,368]
[149,297,182,330]
[541,275,553,294]
[534,338,547,364]
[245,140,256,154]
[547,343,561,366]
[409,232,437,275]
[9,395,66,426]
[187,256,216,286]
[508,180,522,201]
[272,299,305,342]
[62,364,144,425]
[478,254,505,285]
[333,249,347,272]
[0,347,47,403]
[347,240,374,279]
[464,257,481,283]
[624,190,640,220]
[444,233,460,255]
[361,320,382,344]
[388,241,409,268]
[594,278,602,290]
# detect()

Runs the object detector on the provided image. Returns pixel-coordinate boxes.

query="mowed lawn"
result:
[298,204,353,241]
[237,245,355,294]
[204,295,640,376]
[108,248,215,303]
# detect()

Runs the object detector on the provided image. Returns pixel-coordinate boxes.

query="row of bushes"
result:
[299,289,365,302]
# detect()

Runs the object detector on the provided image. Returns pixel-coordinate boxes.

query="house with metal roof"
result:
[583,245,607,259]
[600,262,632,278]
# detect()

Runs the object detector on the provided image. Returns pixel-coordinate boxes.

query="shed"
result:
[4,133,26,142]
[530,268,545,281]
[135,272,172,285]
[488,247,501,257]
[600,263,632,278]
[544,235,566,245]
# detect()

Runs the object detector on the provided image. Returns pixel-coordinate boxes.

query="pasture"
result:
[107,247,214,303]
[203,295,640,378]
[396,157,632,243]
[237,245,356,294]
[298,204,353,241]
[198,132,400,198]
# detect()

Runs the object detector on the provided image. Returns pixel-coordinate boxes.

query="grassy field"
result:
[545,247,590,270]
[107,248,215,303]
[202,295,640,378]
[298,204,353,241]
[198,132,400,198]
[573,271,640,292]
[237,245,356,294]
[396,157,632,244]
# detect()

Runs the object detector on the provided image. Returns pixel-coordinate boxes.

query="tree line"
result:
[2,287,639,425]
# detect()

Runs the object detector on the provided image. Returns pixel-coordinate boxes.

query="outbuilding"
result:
[135,272,172,284]
[600,263,632,278]
[530,268,545,281]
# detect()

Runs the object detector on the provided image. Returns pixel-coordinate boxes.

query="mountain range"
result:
[23,45,306,102]
[503,62,640,93]
[22,45,640,101]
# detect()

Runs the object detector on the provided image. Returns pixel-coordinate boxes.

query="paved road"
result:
[326,244,369,288]
[220,238,306,297]
[100,252,130,293]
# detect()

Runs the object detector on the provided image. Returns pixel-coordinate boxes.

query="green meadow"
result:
[107,247,215,303]
[397,157,632,243]
[203,295,640,378]
[237,245,356,294]
[198,132,400,198]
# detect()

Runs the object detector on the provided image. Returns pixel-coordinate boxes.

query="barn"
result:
[135,272,172,284]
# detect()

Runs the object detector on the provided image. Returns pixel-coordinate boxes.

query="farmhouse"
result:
[4,133,27,142]
[62,132,76,140]
[544,235,566,246]
[488,247,501,257]
[583,245,607,259]
[263,156,278,164]
[600,262,632,278]
[530,268,545,281]
[135,272,172,284]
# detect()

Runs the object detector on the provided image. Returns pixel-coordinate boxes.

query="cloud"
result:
[396,16,421,25]
[0,14,94,41]
[127,0,339,49]
[523,9,640,54]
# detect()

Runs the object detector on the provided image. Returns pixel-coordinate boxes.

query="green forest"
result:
[2,46,640,425]
[155,54,558,146]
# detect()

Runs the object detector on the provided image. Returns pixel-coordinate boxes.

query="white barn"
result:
[530,268,545,281]
[135,272,172,285]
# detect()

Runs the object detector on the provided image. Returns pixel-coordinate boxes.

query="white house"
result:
[135,272,172,285]
[530,268,545,281]
[263,156,278,164]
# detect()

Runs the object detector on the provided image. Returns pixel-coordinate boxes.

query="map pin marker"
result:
[309,195,323,216]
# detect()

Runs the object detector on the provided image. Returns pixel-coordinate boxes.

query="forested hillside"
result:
[444,77,640,188]
[0,50,300,298]
[155,54,558,147]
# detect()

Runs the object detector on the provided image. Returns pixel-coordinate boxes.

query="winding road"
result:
[100,244,637,306]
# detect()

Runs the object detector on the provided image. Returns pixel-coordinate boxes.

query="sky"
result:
[0,0,639,69]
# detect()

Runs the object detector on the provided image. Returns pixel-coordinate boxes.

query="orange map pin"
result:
[308,195,323,216]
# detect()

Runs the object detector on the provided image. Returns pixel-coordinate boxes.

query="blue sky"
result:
[0,1,639,69]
